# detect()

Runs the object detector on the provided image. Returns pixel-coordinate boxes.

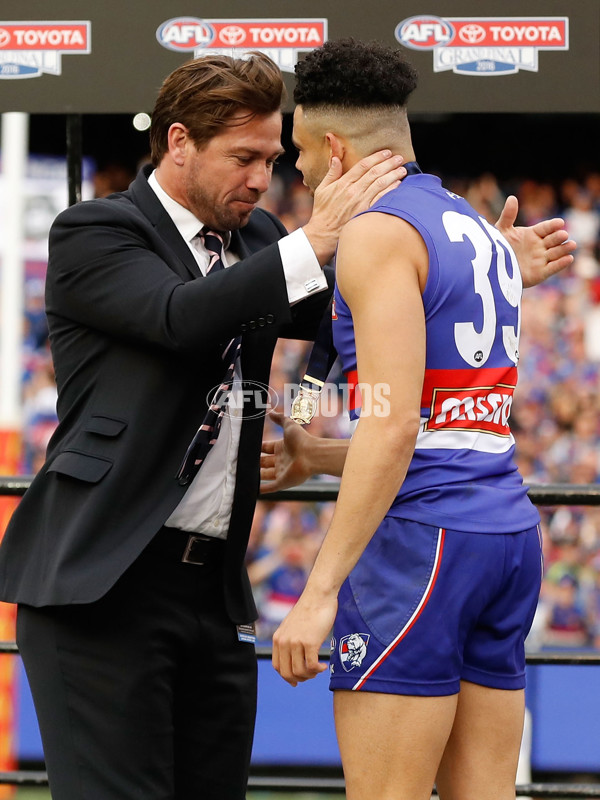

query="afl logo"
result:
[395,15,454,50]
[206,380,279,420]
[156,17,215,52]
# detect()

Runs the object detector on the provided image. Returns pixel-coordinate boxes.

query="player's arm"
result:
[272,212,427,686]
[495,195,576,287]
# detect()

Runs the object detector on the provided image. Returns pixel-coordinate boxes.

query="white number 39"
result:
[442,210,522,367]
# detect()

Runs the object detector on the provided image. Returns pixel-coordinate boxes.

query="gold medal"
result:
[290,387,320,425]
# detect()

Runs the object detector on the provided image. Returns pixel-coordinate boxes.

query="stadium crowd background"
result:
[16,153,600,652]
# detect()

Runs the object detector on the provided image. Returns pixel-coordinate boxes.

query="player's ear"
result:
[326,132,345,162]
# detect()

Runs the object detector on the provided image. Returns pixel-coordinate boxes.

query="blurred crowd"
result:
[15,162,600,649]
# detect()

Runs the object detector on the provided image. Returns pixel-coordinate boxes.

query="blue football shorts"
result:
[329,517,543,696]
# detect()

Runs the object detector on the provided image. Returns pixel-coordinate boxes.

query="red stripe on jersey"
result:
[344,369,361,414]
[421,367,517,437]
[421,367,517,407]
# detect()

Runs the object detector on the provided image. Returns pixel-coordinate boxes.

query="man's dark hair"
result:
[294,38,418,109]
[150,51,285,165]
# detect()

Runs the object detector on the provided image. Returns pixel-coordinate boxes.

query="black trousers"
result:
[17,528,258,800]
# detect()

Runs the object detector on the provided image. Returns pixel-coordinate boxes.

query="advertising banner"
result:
[0,0,596,113]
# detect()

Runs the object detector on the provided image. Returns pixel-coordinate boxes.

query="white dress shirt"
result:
[146,170,327,538]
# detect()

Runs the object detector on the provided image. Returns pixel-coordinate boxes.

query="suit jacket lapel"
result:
[230,229,250,260]
[128,165,202,280]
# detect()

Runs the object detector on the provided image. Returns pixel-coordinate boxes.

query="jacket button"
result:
[240,323,248,332]
[249,320,257,330]
[258,317,266,327]
[266,314,274,324]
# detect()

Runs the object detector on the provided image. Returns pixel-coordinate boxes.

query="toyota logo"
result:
[220,26,246,46]
[459,24,486,44]
[0,29,11,48]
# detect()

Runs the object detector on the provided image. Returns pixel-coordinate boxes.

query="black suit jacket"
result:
[0,166,331,622]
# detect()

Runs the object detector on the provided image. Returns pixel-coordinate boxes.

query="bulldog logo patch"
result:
[339,633,370,671]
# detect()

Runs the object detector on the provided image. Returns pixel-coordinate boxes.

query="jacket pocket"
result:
[84,415,128,437]
[47,450,113,483]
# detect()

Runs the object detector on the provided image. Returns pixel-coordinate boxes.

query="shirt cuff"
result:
[278,228,329,305]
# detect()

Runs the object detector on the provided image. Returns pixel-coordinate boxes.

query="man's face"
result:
[292,106,330,195]
[183,111,284,230]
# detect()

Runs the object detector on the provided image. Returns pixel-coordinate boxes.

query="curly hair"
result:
[150,51,285,165]
[294,38,418,109]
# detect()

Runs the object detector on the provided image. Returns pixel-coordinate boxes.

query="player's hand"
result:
[302,151,406,265]
[260,410,315,493]
[272,589,336,686]
[495,195,576,288]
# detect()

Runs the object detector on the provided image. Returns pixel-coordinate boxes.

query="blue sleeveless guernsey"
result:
[332,172,540,534]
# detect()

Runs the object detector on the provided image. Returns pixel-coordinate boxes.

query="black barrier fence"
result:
[1,476,599,797]
[4,476,600,505]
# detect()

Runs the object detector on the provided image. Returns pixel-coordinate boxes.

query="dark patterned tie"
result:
[200,228,227,274]
[176,228,242,486]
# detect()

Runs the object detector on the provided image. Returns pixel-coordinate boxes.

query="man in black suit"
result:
[0,53,406,799]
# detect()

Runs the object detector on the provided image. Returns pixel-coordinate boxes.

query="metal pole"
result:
[0,112,28,430]
[66,114,82,206]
